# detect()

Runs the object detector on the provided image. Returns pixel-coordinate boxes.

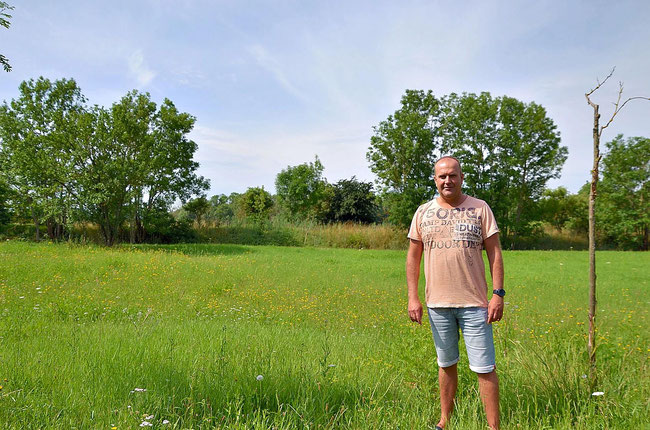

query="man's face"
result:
[434,159,464,201]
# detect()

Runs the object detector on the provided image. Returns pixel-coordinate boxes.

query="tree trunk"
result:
[31,207,40,242]
[46,218,55,240]
[588,103,600,389]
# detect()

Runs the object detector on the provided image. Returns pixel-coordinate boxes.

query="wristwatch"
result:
[492,289,506,297]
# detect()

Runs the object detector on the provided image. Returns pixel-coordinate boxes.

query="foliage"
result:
[238,186,274,225]
[539,186,589,235]
[368,90,567,246]
[0,77,87,240]
[0,77,208,245]
[182,196,209,226]
[367,90,444,227]
[275,156,328,220]
[139,209,197,244]
[0,176,11,226]
[443,92,567,247]
[597,135,649,250]
[0,2,13,72]
[324,177,378,224]
[206,193,239,225]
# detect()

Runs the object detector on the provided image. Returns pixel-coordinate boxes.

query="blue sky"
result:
[2,0,649,196]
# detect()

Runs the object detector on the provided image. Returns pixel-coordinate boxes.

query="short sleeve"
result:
[407,206,422,241]
[481,203,500,240]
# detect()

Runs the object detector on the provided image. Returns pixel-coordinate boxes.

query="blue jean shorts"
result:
[427,307,496,373]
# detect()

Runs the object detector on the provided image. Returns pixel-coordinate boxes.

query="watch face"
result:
[493,289,506,297]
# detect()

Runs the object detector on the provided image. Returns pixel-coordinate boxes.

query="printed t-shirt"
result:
[407,195,499,308]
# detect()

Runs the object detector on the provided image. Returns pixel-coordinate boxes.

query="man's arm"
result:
[406,238,424,324]
[484,233,504,324]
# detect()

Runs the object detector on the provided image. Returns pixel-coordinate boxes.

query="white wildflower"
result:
[162,420,170,425]
[328,364,336,367]
[140,421,153,427]
[145,415,154,420]
[592,391,604,396]
[256,375,264,381]
[581,374,587,379]
[134,387,147,392]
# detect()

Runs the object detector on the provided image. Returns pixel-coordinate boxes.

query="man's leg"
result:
[427,308,460,429]
[477,370,499,430]
[458,307,499,429]
[437,363,458,429]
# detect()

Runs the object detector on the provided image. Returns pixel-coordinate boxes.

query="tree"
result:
[275,156,328,220]
[0,77,87,241]
[368,90,566,240]
[207,193,239,225]
[238,187,273,225]
[183,196,209,227]
[0,177,11,227]
[367,90,445,227]
[538,187,571,231]
[0,79,208,246]
[0,2,13,72]
[325,177,378,223]
[584,67,649,388]
[497,96,567,246]
[598,135,649,250]
[74,91,209,245]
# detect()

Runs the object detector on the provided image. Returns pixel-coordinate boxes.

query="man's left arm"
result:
[484,233,504,324]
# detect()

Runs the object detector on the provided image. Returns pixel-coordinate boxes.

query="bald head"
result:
[434,156,464,204]
[434,156,462,176]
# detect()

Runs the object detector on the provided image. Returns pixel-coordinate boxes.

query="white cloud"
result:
[128,50,156,87]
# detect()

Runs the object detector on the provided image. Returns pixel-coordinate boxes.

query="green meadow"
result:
[0,241,647,429]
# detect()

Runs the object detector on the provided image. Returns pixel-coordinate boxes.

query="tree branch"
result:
[586,67,615,100]
[600,92,650,135]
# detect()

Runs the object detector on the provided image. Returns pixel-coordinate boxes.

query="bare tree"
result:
[584,67,649,388]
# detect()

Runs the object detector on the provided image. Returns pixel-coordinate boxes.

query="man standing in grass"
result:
[406,156,505,430]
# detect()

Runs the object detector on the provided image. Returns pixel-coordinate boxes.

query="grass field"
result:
[0,241,647,429]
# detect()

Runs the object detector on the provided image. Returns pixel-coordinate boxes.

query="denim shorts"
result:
[427,307,496,373]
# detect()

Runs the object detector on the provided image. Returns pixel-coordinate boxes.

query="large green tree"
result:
[0,77,87,240]
[72,92,209,245]
[368,90,567,245]
[598,135,649,250]
[367,90,445,227]
[496,96,567,245]
[0,79,208,245]
[275,156,328,220]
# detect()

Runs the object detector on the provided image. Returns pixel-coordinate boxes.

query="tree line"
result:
[1,79,647,249]
[0,77,208,245]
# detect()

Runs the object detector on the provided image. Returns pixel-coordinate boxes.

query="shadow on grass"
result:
[123,243,256,256]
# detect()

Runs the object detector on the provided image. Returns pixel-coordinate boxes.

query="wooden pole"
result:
[587,102,599,388]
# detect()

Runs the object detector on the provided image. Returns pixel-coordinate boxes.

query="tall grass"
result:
[0,242,647,428]
[196,221,407,250]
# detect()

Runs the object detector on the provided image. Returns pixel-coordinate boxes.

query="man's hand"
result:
[487,295,504,324]
[408,297,423,324]
[406,239,424,325]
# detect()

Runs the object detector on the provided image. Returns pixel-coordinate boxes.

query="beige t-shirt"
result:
[407,195,499,308]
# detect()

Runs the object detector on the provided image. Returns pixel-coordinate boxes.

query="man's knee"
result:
[439,362,458,373]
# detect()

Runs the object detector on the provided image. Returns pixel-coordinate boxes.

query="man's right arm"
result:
[406,238,424,324]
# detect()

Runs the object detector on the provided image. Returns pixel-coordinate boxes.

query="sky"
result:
[1,0,649,196]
